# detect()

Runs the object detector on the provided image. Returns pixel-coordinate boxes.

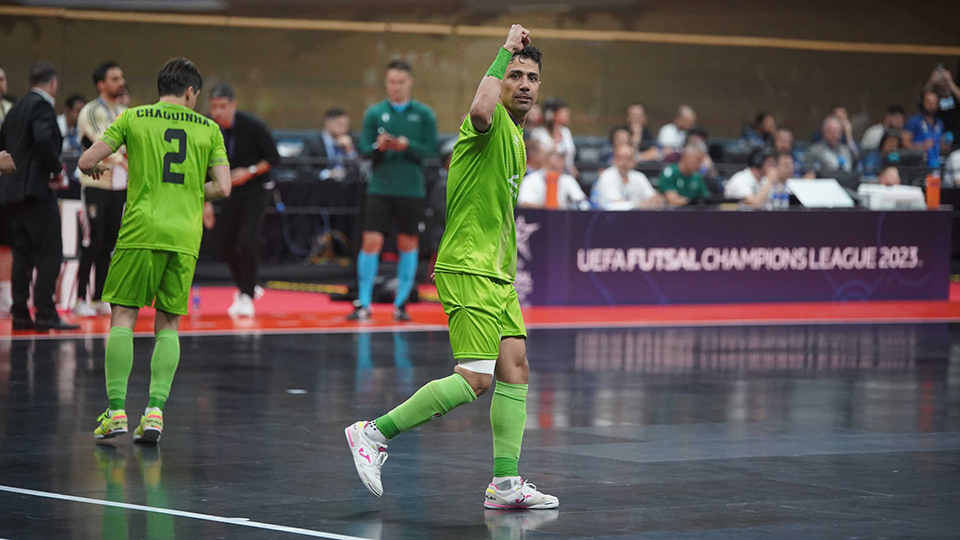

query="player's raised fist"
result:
[504,24,529,53]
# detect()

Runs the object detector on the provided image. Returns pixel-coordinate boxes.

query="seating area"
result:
[267,129,934,194]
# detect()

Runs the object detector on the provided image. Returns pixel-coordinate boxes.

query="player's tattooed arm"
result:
[78,139,113,178]
[204,163,232,201]
[469,24,530,133]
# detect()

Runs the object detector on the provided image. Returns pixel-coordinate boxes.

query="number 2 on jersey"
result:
[162,129,187,184]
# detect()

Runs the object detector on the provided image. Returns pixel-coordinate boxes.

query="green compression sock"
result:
[105,327,134,411]
[376,373,477,439]
[490,381,528,477]
[147,330,180,410]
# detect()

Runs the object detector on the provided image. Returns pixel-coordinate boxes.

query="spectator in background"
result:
[205,83,281,318]
[525,103,544,131]
[928,65,960,144]
[812,104,858,153]
[625,102,661,161]
[658,141,710,206]
[531,97,577,177]
[593,144,660,210]
[774,127,809,178]
[724,147,775,204]
[57,92,86,156]
[318,107,357,180]
[740,111,776,146]
[0,67,12,126]
[903,88,950,169]
[861,105,905,151]
[525,138,544,176]
[877,163,901,186]
[74,61,127,318]
[731,151,794,210]
[684,126,717,175]
[804,116,854,173]
[518,149,587,210]
[858,130,901,177]
[0,62,78,331]
[944,146,960,186]
[116,84,130,108]
[658,104,696,154]
[604,125,631,165]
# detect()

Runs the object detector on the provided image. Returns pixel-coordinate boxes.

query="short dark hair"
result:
[880,129,902,148]
[754,111,771,125]
[386,59,412,74]
[627,102,645,110]
[209,83,235,101]
[324,107,347,120]
[511,45,542,72]
[92,61,120,86]
[65,93,86,109]
[157,58,202,98]
[542,96,566,113]
[886,104,905,116]
[29,62,57,87]
[749,146,773,169]
[609,124,630,145]
[686,125,709,142]
[775,151,794,163]
[830,103,846,113]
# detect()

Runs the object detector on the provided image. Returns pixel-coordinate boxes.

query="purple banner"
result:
[514,208,952,306]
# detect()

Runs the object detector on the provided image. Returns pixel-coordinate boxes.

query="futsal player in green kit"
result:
[346,25,558,509]
[79,58,232,444]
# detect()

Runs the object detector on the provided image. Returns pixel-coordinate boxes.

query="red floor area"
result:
[3,284,960,339]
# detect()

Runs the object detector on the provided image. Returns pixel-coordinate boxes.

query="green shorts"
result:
[435,272,527,361]
[102,249,197,315]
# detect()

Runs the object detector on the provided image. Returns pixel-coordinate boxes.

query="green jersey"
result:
[101,102,228,257]
[657,163,710,200]
[435,102,526,283]
[359,100,438,198]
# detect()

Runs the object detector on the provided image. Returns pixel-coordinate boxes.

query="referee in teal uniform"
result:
[349,59,438,322]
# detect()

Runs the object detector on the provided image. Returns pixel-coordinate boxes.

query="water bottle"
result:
[190,287,201,314]
[926,163,941,209]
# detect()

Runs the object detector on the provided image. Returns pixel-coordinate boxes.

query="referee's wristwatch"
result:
[247,165,258,176]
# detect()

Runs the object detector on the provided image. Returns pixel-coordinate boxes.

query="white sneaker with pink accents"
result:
[484,477,559,509]
[345,421,388,497]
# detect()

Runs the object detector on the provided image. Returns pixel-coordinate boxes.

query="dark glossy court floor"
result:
[1,323,959,539]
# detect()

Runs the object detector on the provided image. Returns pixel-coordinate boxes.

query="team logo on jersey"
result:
[408,114,420,122]
[513,134,520,146]
[381,112,390,122]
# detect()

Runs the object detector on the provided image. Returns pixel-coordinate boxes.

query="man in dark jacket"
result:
[204,83,280,318]
[0,62,78,331]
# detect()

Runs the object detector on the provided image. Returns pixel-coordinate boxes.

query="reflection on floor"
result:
[0,323,958,539]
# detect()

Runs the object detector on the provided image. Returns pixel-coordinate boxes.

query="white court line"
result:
[2,315,958,342]
[0,485,373,540]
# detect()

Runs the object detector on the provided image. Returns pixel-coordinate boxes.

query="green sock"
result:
[376,373,477,439]
[105,327,134,411]
[147,329,180,411]
[490,381,528,477]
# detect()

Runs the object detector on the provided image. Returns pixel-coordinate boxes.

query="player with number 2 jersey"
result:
[78,58,231,446]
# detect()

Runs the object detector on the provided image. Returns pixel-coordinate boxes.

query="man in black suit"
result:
[0,62,78,331]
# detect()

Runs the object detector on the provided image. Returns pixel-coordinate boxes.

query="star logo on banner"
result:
[515,215,541,261]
